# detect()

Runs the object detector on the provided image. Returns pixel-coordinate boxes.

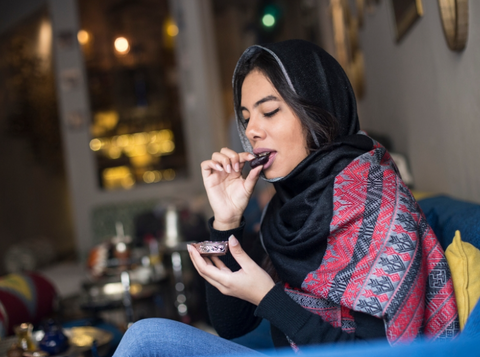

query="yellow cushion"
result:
[411,190,438,201]
[445,230,480,330]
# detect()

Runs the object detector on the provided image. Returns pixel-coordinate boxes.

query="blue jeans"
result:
[112,318,267,357]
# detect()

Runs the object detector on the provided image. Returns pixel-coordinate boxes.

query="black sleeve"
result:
[204,218,386,346]
[204,217,264,339]
[255,284,387,346]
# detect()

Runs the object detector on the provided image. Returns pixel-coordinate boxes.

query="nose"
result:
[245,115,265,142]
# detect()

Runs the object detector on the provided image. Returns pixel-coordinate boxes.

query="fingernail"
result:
[215,164,224,171]
[229,235,238,246]
[226,165,232,173]
[248,154,256,160]
[234,163,240,172]
[187,244,192,252]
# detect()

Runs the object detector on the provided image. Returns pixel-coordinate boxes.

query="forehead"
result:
[241,70,278,104]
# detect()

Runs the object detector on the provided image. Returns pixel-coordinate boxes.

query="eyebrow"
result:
[240,95,279,112]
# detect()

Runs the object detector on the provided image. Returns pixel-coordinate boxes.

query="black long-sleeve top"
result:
[205,218,387,349]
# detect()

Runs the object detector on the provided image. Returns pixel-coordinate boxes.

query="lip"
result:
[262,152,276,170]
[253,148,274,155]
[252,148,277,170]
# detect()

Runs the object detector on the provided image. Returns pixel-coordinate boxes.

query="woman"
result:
[113,40,458,356]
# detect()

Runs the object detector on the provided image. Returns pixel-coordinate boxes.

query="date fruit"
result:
[250,152,270,168]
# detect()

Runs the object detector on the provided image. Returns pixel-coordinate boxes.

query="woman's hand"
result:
[201,148,262,230]
[188,236,275,306]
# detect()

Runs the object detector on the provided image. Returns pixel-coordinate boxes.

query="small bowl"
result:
[192,241,229,256]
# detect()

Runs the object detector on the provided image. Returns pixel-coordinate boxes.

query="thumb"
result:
[244,165,262,195]
[228,235,252,268]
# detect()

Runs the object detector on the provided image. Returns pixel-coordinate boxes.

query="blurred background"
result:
[0,0,479,353]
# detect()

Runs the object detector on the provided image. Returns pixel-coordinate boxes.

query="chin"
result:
[264,169,282,180]
[263,170,273,179]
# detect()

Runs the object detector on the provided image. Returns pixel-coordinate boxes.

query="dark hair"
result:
[234,50,339,151]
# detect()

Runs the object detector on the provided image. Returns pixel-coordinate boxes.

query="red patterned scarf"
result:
[283,146,459,344]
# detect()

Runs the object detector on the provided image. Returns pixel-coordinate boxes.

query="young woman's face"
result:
[241,70,309,179]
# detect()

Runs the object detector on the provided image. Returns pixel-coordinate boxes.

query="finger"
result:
[188,250,225,287]
[236,152,256,173]
[211,152,237,174]
[188,244,205,272]
[243,165,263,194]
[211,256,230,271]
[187,245,232,294]
[188,245,229,282]
[201,160,225,177]
[218,149,255,173]
[198,259,235,287]
[204,257,215,266]
[239,152,256,163]
[188,244,214,272]
[227,235,256,270]
[219,148,242,173]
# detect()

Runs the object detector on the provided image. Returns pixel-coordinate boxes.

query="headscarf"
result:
[232,39,459,345]
[233,39,361,154]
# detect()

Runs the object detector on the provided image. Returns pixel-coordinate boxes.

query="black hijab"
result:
[233,40,374,287]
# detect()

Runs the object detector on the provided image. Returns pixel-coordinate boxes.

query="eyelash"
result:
[264,108,279,117]
[243,108,280,127]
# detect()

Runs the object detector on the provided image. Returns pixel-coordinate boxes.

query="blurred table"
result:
[0,326,113,357]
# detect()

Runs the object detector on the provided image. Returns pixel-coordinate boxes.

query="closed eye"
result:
[264,108,279,117]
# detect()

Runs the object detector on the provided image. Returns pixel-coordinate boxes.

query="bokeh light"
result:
[77,30,90,45]
[89,138,102,151]
[114,37,130,54]
[262,14,275,27]
[167,23,179,37]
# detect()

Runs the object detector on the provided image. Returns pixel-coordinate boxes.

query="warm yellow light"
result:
[147,142,161,155]
[130,283,142,295]
[38,20,52,61]
[158,129,173,141]
[161,140,175,153]
[167,23,179,37]
[153,170,162,182]
[130,154,152,167]
[103,166,135,190]
[122,176,135,189]
[94,111,119,131]
[77,30,90,45]
[108,147,122,159]
[116,135,130,147]
[90,138,102,151]
[133,132,148,145]
[104,166,130,179]
[163,169,175,181]
[114,37,130,54]
[143,171,156,183]
[124,144,147,157]
[141,170,165,184]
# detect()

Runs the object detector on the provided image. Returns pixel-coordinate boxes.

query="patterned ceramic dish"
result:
[192,241,229,256]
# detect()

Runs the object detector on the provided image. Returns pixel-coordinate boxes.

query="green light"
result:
[262,14,275,27]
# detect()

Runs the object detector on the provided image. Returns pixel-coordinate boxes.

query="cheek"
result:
[284,126,307,155]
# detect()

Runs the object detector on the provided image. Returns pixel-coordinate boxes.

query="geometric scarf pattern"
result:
[285,146,459,345]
